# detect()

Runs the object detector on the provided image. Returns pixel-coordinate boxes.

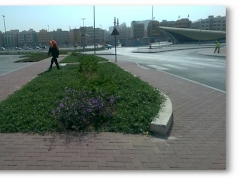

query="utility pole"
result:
[199,19,202,45]
[81,18,85,27]
[2,15,9,54]
[81,18,86,51]
[93,6,96,55]
[151,6,153,43]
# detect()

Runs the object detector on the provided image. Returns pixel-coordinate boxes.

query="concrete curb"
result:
[132,46,213,53]
[150,93,173,136]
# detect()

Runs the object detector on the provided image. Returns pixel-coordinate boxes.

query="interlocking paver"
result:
[0,52,226,170]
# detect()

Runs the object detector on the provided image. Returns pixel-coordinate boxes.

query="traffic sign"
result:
[111,28,120,36]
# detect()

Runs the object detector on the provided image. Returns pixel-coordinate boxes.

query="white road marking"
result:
[148,65,169,71]
[162,64,188,70]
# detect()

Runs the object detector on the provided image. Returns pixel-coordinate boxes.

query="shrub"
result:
[51,87,120,131]
[78,55,98,74]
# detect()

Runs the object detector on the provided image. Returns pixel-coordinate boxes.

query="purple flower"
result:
[109,96,114,104]
[59,103,64,107]
[51,110,55,114]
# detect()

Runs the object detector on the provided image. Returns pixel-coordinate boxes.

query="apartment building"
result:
[69,28,81,46]
[159,20,175,27]
[18,29,37,47]
[147,20,160,41]
[175,18,191,28]
[51,29,69,46]
[2,30,19,48]
[131,21,145,39]
[191,15,226,31]
[37,29,51,46]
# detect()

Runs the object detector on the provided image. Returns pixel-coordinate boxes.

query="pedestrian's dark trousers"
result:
[49,57,60,70]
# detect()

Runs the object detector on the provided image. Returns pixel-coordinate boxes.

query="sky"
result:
[0,2,226,33]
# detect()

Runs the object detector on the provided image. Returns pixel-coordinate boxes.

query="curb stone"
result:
[150,93,173,136]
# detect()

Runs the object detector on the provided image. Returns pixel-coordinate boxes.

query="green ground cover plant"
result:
[0,53,165,134]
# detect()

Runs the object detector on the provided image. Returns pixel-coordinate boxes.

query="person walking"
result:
[214,39,221,53]
[48,40,60,71]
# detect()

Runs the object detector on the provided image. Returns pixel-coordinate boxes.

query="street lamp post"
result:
[199,19,202,45]
[81,18,86,51]
[2,15,9,53]
[81,18,85,27]
[93,6,96,55]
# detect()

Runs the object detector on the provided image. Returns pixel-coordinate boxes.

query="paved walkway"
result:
[0,50,226,170]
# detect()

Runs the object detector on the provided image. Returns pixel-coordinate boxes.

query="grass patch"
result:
[14,51,69,63]
[15,52,49,62]
[0,54,165,134]
[60,51,108,64]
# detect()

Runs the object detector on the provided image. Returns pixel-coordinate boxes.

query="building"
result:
[191,15,226,31]
[37,29,51,46]
[159,20,175,27]
[51,29,69,46]
[69,28,81,46]
[2,30,19,48]
[113,23,131,45]
[18,29,37,47]
[131,21,145,39]
[147,20,160,42]
[175,18,191,28]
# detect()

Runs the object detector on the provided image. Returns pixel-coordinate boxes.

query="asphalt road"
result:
[0,55,34,76]
[95,47,226,92]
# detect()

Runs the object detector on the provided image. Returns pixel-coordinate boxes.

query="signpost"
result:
[111,18,120,63]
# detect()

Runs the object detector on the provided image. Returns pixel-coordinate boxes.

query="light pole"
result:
[81,18,86,51]
[99,24,102,45]
[199,19,202,45]
[151,6,153,44]
[81,18,85,27]
[93,6,96,55]
[2,15,9,53]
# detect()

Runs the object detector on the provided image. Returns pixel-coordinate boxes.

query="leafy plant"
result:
[51,87,120,131]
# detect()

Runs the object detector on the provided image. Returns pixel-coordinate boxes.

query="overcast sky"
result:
[0,1,226,32]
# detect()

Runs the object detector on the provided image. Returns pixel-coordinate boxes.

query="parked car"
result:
[41,46,47,49]
[15,47,22,50]
[0,47,5,51]
[33,46,40,49]
[24,47,32,50]
[105,44,112,49]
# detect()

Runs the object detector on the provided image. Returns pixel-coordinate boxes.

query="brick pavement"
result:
[0,54,226,170]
